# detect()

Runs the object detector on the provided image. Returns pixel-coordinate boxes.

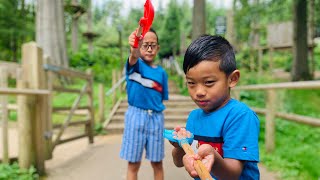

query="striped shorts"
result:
[120,105,165,163]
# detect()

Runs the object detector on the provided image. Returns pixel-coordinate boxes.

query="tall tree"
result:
[192,0,206,40]
[36,0,69,67]
[291,0,311,81]
[159,0,181,58]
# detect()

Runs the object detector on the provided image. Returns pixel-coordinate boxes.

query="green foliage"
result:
[94,122,107,135]
[0,0,35,61]
[69,46,122,84]
[238,76,320,179]
[0,163,39,180]
[159,0,181,58]
[234,0,292,45]
[259,116,320,180]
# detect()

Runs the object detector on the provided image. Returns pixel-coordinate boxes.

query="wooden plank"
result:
[234,80,320,90]
[86,69,94,144]
[0,67,9,163]
[0,87,50,95]
[103,98,123,128]
[0,61,21,78]
[52,84,88,148]
[246,107,320,127]
[53,86,91,93]
[21,42,46,175]
[265,90,276,153]
[53,120,90,129]
[17,81,34,169]
[56,134,88,145]
[0,104,18,110]
[53,106,89,112]
[43,64,91,80]
[98,84,105,123]
[276,112,320,127]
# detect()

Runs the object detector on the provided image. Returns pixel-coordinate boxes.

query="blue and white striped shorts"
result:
[120,105,165,163]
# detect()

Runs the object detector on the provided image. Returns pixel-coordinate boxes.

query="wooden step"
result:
[107,114,189,124]
[105,120,187,135]
[105,79,195,134]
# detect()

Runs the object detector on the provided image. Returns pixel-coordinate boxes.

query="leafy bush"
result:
[0,163,38,180]
[69,46,123,84]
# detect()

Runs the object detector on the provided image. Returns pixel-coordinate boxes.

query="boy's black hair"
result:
[183,35,236,76]
[148,27,159,44]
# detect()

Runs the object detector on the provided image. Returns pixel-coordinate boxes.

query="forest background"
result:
[0,0,320,179]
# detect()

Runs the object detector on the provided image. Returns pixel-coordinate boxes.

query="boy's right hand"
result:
[128,30,141,60]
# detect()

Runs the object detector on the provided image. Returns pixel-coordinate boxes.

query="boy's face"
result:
[140,31,159,65]
[186,60,239,113]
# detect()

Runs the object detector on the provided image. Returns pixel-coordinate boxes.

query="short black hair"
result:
[183,35,236,76]
[148,27,159,44]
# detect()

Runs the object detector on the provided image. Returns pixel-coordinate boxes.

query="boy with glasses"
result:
[120,28,169,180]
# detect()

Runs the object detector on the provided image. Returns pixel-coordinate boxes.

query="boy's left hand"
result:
[183,144,215,178]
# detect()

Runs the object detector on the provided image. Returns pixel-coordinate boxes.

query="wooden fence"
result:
[232,81,320,153]
[0,42,94,175]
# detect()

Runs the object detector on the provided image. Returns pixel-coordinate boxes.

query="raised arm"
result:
[128,30,141,66]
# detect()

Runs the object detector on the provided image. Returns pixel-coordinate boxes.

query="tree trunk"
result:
[192,0,206,41]
[36,0,69,67]
[291,0,311,81]
[87,0,94,54]
[72,0,79,52]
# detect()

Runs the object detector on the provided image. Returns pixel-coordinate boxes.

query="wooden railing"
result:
[102,69,125,127]
[0,42,94,175]
[232,80,320,153]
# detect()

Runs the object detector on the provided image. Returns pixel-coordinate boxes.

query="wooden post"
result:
[20,42,47,175]
[265,89,276,153]
[269,47,274,73]
[112,70,116,106]
[43,56,53,160]
[0,67,9,164]
[17,78,35,169]
[258,47,263,77]
[117,70,122,94]
[249,49,255,72]
[98,84,105,123]
[86,69,94,143]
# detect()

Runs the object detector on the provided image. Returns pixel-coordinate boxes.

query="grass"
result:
[241,86,320,180]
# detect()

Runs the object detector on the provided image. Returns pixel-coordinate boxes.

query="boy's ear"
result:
[228,70,240,88]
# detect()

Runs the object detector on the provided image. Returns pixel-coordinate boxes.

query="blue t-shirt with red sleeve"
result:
[126,58,169,112]
[186,98,260,180]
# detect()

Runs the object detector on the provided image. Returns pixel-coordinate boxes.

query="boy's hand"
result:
[183,144,215,178]
[128,30,141,60]
[173,126,192,140]
[196,144,215,172]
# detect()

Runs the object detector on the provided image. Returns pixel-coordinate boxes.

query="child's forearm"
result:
[211,151,243,179]
[172,147,185,167]
[128,52,139,66]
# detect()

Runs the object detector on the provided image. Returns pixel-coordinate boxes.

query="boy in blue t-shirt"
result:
[170,35,260,180]
[120,28,169,180]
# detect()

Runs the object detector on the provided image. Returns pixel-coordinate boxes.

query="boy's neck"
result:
[143,60,156,68]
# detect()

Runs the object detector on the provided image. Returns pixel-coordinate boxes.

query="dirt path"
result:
[42,134,279,180]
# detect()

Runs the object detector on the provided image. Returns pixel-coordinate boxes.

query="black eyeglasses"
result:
[141,43,158,50]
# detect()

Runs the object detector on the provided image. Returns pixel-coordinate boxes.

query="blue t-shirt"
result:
[186,99,260,180]
[126,58,169,112]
